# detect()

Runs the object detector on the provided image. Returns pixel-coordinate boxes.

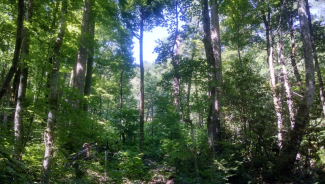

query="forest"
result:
[0,0,325,183]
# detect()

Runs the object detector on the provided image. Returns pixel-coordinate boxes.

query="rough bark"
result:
[84,17,95,112]
[280,0,315,173]
[278,35,295,130]
[306,0,325,116]
[202,0,220,158]
[13,0,33,160]
[74,0,92,105]
[210,0,222,142]
[0,0,24,101]
[139,8,145,152]
[42,1,67,182]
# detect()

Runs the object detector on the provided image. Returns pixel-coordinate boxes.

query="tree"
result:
[43,0,68,182]
[280,0,315,173]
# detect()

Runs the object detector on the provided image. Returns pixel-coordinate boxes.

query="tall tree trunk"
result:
[84,17,95,112]
[139,7,145,152]
[0,0,24,101]
[202,0,219,158]
[42,1,67,182]
[306,0,325,116]
[263,8,283,148]
[280,0,315,173]
[289,14,301,87]
[237,25,243,69]
[73,0,92,106]
[13,0,33,160]
[210,0,222,142]
[278,34,295,130]
[171,0,184,121]
[119,67,124,142]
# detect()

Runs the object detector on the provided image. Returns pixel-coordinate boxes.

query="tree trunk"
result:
[210,0,222,142]
[306,0,325,116]
[263,9,283,148]
[139,7,145,152]
[237,25,243,69]
[84,17,95,112]
[74,0,92,105]
[278,34,295,130]
[0,0,24,101]
[42,1,67,182]
[289,13,301,87]
[202,0,219,158]
[280,0,315,173]
[13,0,33,160]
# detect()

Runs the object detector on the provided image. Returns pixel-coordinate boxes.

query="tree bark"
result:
[74,0,92,106]
[202,0,220,158]
[13,0,33,161]
[278,34,295,130]
[139,7,145,152]
[0,0,24,101]
[306,0,325,116]
[210,0,222,142]
[84,16,95,112]
[42,0,67,182]
[280,0,315,173]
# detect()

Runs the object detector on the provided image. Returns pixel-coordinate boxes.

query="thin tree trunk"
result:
[202,0,219,159]
[263,8,283,148]
[42,1,67,182]
[210,0,222,142]
[119,67,123,142]
[139,7,145,152]
[306,0,325,116]
[280,0,315,173]
[74,0,92,106]
[289,14,301,87]
[0,0,24,101]
[84,17,95,112]
[13,0,33,160]
[237,25,243,69]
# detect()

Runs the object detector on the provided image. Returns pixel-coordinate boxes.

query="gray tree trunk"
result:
[202,0,219,159]
[42,1,67,183]
[306,0,325,116]
[210,0,222,142]
[13,0,33,160]
[84,17,95,112]
[74,0,92,105]
[280,0,315,173]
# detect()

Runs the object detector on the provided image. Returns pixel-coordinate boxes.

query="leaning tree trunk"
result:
[0,0,24,101]
[211,0,222,142]
[306,0,325,116]
[13,0,33,161]
[202,0,219,159]
[139,7,145,152]
[84,16,95,112]
[42,1,67,183]
[280,0,315,174]
[73,0,92,106]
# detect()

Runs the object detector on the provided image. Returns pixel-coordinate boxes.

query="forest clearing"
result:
[1,0,325,183]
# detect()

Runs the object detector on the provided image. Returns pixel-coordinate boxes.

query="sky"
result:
[132,0,325,64]
[132,26,169,64]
